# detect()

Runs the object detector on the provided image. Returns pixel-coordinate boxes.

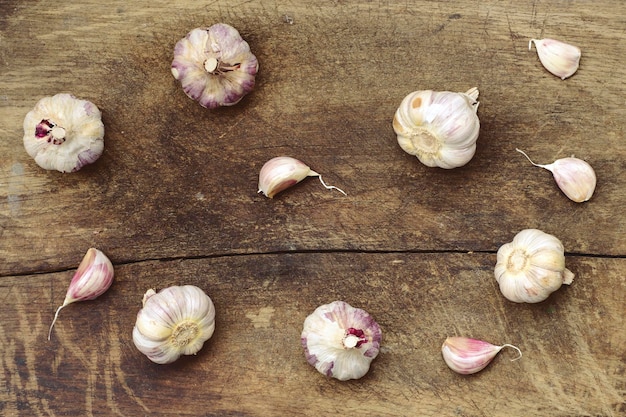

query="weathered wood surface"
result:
[0,1,624,416]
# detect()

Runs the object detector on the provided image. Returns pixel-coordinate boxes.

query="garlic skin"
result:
[23,93,105,172]
[258,156,346,198]
[301,301,382,381]
[393,88,480,169]
[517,148,596,202]
[529,38,581,80]
[48,248,114,340]
[495,229,575,303]
[171,23,259,108]
[132,285,216,364]
[442,337,522,375]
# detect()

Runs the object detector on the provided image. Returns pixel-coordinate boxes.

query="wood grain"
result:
[0,0,624,416]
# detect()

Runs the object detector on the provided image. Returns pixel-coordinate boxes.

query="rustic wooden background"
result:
[1,1,624,416]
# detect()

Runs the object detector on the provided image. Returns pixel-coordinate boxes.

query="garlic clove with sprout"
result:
[48,248,114,340]
[516,148,596,202]
[495,229,575,303]
[393,88,480,169]
[529,38,581,80]
[442,337,522,375]
[132,285,216,364]
[171,23,259,108]
[301,301,382,381]
[23,93,105,173]
[258,156,346,198]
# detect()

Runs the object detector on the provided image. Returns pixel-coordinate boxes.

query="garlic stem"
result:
[204,57,218,73]
[500,344,523,361]
[309,171,347,196]
[50,126,66,141]
[48,304,67,341]
[343,334,360,348]
[516,148,549,170]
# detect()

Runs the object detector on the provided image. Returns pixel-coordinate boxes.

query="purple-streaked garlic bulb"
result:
[301,301,382,381]
[23,94,105,173]
[171,23,259,108]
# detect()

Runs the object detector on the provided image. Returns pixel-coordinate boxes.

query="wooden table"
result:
[1,1,624,416]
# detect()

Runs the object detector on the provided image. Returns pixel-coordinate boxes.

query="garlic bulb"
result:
[301,301,382,381]
[392,88,480,169]
[132,285,216,364]
[258,156,346,198]
[529,38,581,80]
[442,337,522,375]
[171,23,259,108]
[516,148,596,202]
[23,93,105,172]
[48,248,114,340]
[495,229,575,303]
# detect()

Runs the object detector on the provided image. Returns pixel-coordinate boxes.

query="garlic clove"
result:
[495,229,574,303]
[132,285,216,364]
[171,23,259,108]
[393,88,480,169]
[23,94,105,173]
[258,156,346,198]
[529,38,581,80]
[301,301,382,381]
[48,248,114,340]
[516,148,596,202]
[441,337,521,375]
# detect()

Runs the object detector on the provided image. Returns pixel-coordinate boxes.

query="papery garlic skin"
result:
[393,88,480,169]
[258,156,346,198]
[301,301,381,381]
[495,229,574,303]
[529,38,581,80]
[516,149,596,202]
[133,285,216,364]
[171,24,259,108]
[23,94,105,172]
[48,248,114,340]
[442,337,521,375]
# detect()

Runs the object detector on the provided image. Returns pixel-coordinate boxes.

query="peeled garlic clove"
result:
[495,229,575,303]
[442,337,522,375]
[171,23,259,108]
[516,148,596,202]
[48,248,114,340]
[529,38,581,80]
[393,88,480,169]
[23,93,105,173]
[301,301,382,381]
[258,156,346,198]
[132,285,216,364]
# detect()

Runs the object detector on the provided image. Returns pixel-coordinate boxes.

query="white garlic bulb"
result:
[23,93,105,172]
[393,88,480,169]
[301,301,382,381]
[132,285,216,364]
[495,229,575,303]
[516,148,596,203]
[529,38,581,80]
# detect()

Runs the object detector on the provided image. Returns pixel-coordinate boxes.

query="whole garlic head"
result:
[301,301,382,381]
[171,23,259,108]
[132,285,216,364]
[495,229,574,303]
[23,93,105,172]
[393,88,480,169]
